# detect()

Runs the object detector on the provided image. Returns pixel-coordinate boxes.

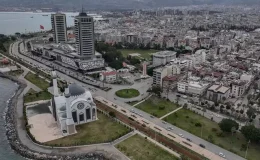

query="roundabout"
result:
[115,88,140,98]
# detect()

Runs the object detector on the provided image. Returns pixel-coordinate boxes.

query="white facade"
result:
[231,81,247,98]
[51,13,67,43]
[193,49,207,65]
[153,67,168,87]
[153,65,180,87]
[51,72,97,136]
[99,71,117,83]
[75,12,95,58]
[177,81,210,96]
[153,51,177,67]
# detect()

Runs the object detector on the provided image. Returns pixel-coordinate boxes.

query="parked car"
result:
[219,152,225,158]
[186,138,192,142]
[162,121,167,124]
[150,115,154,118]
[199,144,205,148]
[178,134,184,138]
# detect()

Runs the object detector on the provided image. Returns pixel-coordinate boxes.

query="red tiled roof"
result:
[102,71,117,76]
[163,75,178,81]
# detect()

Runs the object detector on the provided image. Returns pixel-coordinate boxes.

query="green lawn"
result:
[25,72,50,90]
[24,89,52,103]
[116,134,178,160]
[45,112,131,146]
[163,108,260,160]
[135,96,180,118]
[118,49,158,60]
[115,89,140,98]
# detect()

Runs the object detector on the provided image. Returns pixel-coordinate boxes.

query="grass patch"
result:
[45,112,131,146]
[116,134,178,160]
[24,89,52,103]
[115,88,140,98]
[118,49,158,60]
[135,96,180,118]
[163,108,260,160]
[25,72,50,90]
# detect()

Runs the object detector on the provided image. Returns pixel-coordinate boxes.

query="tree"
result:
[219,119,239,132]
[109,112,116,118]
[247,107,256,119]
[149,86,162,97]
[241,125,260,143]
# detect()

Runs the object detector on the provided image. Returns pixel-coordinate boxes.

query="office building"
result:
[51,13,67,43]
[74,11,95,58]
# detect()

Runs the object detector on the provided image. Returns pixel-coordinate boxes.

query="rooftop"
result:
[153,51,177,57]
[208,84,230,94]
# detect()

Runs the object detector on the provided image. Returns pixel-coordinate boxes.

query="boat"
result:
[42,14,48,16]
[30,16,34,18]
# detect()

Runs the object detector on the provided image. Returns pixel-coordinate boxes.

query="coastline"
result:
[1,73,108,160]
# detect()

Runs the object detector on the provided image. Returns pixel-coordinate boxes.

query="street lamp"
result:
[245,140,250,158]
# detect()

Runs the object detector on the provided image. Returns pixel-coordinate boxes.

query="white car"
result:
[179,134,184,138]
[162,121,167,124]
[219,152,225,158]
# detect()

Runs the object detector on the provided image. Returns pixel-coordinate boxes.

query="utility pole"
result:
[245,140,250,158]
[201,125,203,138]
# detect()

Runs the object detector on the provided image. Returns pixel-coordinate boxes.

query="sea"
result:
[0,12,79,35]
[0,77,24,160]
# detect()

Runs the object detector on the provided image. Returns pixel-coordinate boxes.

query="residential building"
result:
[74,11,95,58]
[207,84,230,102]
[153,65,180,87]
[177,80,210,96]
[100,71,117,83]
[162,75,179,90]
[153,67,168,87]
[153,51,177,67]
[231,80,247,98]
[51,13,67,43]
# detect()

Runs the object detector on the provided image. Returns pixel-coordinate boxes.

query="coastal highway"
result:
[10,40,245,160]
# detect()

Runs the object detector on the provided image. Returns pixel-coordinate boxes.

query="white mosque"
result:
[50,71,97,136]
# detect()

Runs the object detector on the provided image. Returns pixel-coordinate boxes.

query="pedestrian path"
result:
[112,131,135,145]
[132,94,152,107]
[159,107,183,120]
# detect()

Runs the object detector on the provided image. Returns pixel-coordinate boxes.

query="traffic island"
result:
[115,88,140,98]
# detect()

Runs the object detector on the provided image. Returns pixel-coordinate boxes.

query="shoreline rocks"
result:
[2,73,109,160]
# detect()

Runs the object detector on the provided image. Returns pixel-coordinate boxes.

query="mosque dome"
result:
[68,83,85,96]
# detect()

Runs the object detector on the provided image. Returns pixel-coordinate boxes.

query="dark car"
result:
[186,138,192,142]
[199,144,205,148]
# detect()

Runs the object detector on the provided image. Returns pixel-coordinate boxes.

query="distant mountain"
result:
[0,0,260,10]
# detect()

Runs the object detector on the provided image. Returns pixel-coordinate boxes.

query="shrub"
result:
[186,115,189,118]
[159,106,165,110]
[195,122,202,127]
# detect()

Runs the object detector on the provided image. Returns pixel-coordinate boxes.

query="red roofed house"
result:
[99,71,117,83]
[162,75,179,90]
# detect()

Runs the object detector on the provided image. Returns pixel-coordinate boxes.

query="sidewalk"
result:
[132,94,152,107]
[159,107,183,120]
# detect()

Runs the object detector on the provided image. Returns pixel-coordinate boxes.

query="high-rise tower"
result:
[51,13,67,43]
[74,11,95,59]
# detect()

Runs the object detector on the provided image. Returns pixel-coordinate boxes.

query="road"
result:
[10,40,245,160]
